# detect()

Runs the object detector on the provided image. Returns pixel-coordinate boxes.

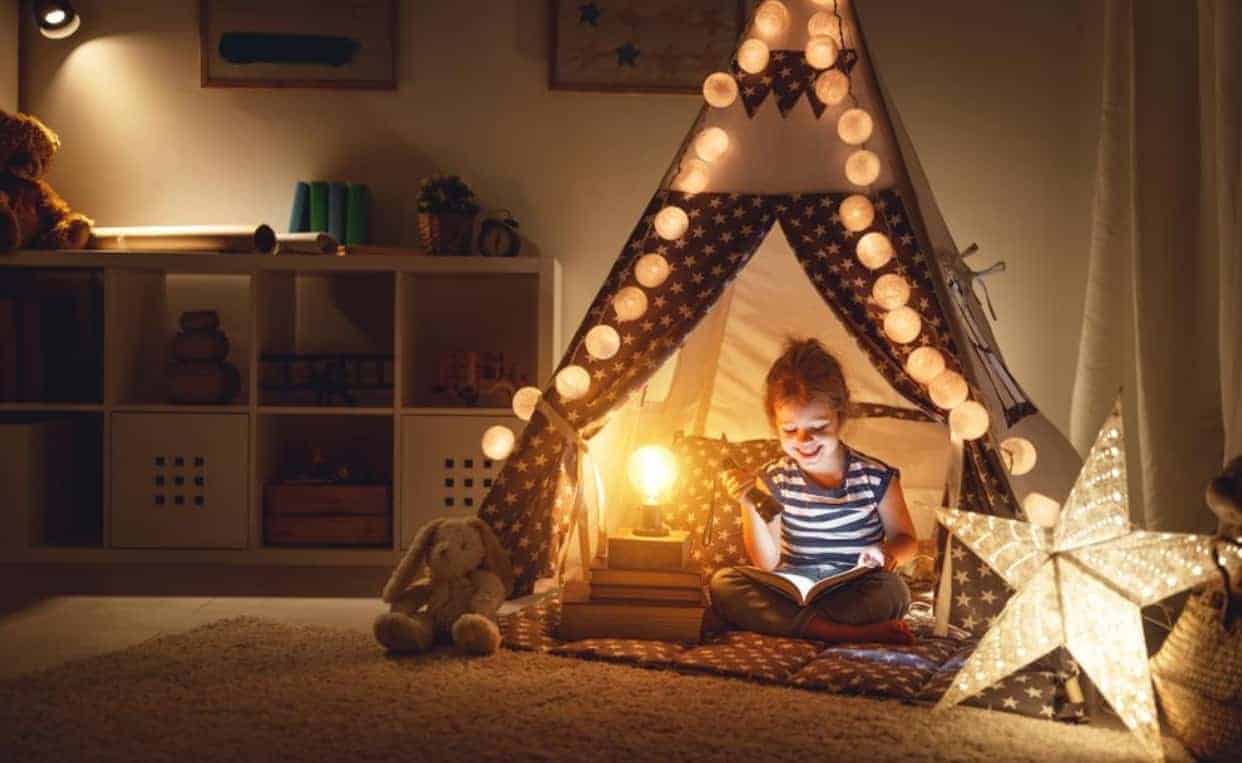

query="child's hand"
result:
[721,469,750,501]
[858,544,892,571]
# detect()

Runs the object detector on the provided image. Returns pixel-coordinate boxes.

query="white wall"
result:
[19,0,1101,435]
[1,0,17,111]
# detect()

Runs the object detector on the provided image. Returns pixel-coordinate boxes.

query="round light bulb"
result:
[654,206,689,240]
[845,150,882,186]
[883,307,922,344]
[702,72,739,108]
[838,108,874,145]
[585,324,621,360]
[481,425,516,461]
[694,127,729,162]
[753,1,790,38]
[634,253,671,288]
[949,400,990,440]
[810,0,836,7]
[805,35,839,70]
[555,365,591,401]
[1000,437,1038,476]
[737,38,770,74]
[872,274,910,309]
[807,12,840,39]
[815,70,849,105]
[928,370,969,410]
[1023,492,1061,528]
[839,195,875,232]
[905,347,945,384]
[627,444,678,503]
[613,286,648,322]
[856,231,894,269]
[672,158,710,194]
[512,386,541,421]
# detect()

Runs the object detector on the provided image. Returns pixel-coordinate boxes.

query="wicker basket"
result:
[1149,587,1242,761]
[417,212,476,255]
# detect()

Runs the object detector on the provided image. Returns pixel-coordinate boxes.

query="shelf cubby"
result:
[0,268,104,404]
[0,412,103,549]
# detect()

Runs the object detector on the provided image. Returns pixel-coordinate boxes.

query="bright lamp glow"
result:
[481,425,516,461]
[555,365,591,401]
[815,70,850,105]
[753,0,790,38]
[694,127,729,162]
[838,109,874,145]
[634,253,671,288]
[627,445,678,504]
[702,72,739,108]
[856,231,893,269]
[845,150,882,186]
[805,35,839,70]
[808,12,840,39]
[512,386,541,421]
[839,195,875,232]
[585,324,621,360]
[949,400,990,440]
[737,39,770,74]
[672,158,710,194]
[613,286,648,321]
[654,206,689,240]
[872,274,910,310]
[883,307,922,344]
[905,346,946,384]
[1000,436,1038,476]
[928,370,968,410]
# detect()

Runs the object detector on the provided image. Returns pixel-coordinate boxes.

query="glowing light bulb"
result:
[1022,492,1061,528]
[753,1,790,38]
[838,108,874,145]
[555,365,591,401]
[845,150,882,186]
[737,38,770,74]
[654,206,689,240]
[481,425,516,461]
[808,12,840,39]
[815,70,850,105]
[512,386,541,421]
[805,35,839,70]
[905,347,946,384]
[883,307,922,344]
[810,0,836,7]
[613,286,648,321]
[856,231,894,269]
[839,194,875,232]
[929,370,969,410]
[672,158,710,194]
[949,400,990,440]
[702,72,739,108]
[634,253,671,288]
[627,445,678,504]
[585,325,621,360]
[872,273,910,309]
[694,127,729,162]
[1000,437,1038,476]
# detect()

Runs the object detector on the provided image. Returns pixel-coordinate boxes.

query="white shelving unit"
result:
[0,250,561,565]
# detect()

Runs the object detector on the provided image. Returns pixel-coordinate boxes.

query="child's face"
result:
[773,397,843,471]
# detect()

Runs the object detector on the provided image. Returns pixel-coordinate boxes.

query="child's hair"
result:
[764,337,850,425]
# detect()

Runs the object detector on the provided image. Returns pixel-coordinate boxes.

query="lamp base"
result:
[632,502,670,537]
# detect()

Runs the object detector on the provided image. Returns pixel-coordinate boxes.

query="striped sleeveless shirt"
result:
[758,447,898,568]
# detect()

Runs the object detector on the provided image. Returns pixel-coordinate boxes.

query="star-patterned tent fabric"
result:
[734,48,859,118]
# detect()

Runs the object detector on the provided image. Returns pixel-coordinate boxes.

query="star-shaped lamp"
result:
[935,400,1242,761]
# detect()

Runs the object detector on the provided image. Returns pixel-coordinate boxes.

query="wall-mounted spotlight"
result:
[36,1,81,40]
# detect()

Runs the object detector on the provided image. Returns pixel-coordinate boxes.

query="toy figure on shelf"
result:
[0,110,93,254]
[432,350,528,407]
[168,310,241,404]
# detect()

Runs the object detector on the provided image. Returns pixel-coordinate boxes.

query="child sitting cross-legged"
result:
[709,337,917,645]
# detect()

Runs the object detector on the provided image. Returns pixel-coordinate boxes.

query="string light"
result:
[837,108,874,145]
[753,0,790,38]
[555,365,591,401]
[654,206,689,240]
[872,274,911,310]
[702,72,738,108]
[883,306,922,344]
[805,35,839,70]
[693,127,729,162]
[585,325,621,360]
[672,158,710,194]
[855,230,893,268]
[949,400,990,440]
[481,425,516,461]
[928,369,968,409]
[1022,492,1061,527]
[634,253,671,288]
[1000,437,1038,476]
[839,195,875,232]
[815,70,850,106]
[845,150,881,186]
[511,386,541,421]
[737,38,770,74]
[613,286,648,321]
[807,11,840,39]
[905,346,946,384]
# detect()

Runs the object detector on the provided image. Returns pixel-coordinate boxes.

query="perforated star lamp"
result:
[935,401,1242,761]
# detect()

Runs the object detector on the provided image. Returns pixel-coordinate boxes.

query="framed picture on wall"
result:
[200,0,397,89]
[548,0,749,94]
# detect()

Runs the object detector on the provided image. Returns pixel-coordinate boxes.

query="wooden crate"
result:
[264,483,391,546]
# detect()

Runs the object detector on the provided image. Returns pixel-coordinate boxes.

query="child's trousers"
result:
[708,566,911,638]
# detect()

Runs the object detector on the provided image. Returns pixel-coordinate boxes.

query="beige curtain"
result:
[1071,0,1240,532]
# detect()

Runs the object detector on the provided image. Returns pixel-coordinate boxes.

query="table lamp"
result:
[626,445,678,537]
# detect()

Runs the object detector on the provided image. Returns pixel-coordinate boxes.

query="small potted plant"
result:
[416,174,481,255]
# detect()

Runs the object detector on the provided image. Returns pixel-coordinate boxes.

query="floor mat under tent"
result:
[498,597,1087,724]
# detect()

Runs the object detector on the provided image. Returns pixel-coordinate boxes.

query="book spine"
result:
[288,181,310,233]
[19,299,43,401]
[345,183,369,245]
[327,182,347,241]
[0,298,16,401]
[590,585,705,604]
[308,181,330,233]
[589,569,703,588]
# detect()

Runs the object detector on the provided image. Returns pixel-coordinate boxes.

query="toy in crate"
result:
[259,353,394,406]
[431,350,528,407]
[264,448,392,546]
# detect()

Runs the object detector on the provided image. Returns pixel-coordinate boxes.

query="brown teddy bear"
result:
[0,110,92,253]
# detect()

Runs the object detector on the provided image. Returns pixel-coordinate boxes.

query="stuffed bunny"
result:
[373,516,514,655]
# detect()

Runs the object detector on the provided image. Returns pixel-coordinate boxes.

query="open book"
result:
[739,564,876,607]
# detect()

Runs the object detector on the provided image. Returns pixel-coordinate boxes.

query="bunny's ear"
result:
[468,517,515,598]
[381,518,443,603]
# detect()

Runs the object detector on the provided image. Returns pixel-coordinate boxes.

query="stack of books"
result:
[288,180,369,245]
[558,529,706,643]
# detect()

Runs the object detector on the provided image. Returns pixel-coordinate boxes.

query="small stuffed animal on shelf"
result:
[374,516,514,655]
[0,110,92,253]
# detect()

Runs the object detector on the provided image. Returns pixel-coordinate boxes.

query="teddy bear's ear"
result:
[380,518,444,604]
[468,517,515,598]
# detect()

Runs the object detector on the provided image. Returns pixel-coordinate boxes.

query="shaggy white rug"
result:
[0,616,1189,762]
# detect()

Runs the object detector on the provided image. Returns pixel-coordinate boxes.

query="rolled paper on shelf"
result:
[272,232,340,255]
[89,225,281,254]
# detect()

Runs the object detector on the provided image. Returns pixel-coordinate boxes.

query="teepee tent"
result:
[478,0,1082,637]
